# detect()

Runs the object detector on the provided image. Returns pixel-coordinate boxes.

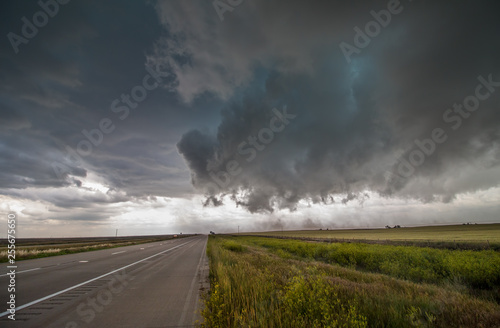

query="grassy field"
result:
[201,235,500,327]
[0,234,194,262]
[246,224,500,242]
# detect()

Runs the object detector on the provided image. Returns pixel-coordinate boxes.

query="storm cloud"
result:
[0,0,499,235]
[167,0,500,212]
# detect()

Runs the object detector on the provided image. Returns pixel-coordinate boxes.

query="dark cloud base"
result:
[176,1,500,213]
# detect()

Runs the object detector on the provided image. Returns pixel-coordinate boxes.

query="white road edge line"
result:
[0,240,192,318]
[178,238,206,326]
[111,251,126,255]
[0,267,41,276]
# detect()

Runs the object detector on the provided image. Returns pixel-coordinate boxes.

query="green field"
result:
[201,235,500,328]
[247,223,500,243]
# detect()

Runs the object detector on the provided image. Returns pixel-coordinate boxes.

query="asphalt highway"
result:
[0,234,209,327]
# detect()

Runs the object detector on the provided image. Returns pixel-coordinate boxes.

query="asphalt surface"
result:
[0,235,209,327]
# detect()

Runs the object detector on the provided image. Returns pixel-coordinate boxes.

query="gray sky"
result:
[1,0,499,237]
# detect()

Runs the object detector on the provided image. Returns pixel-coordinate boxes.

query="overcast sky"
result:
[1,0,499,237]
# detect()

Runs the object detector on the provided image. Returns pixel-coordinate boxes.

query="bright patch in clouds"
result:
[2,187,499,237]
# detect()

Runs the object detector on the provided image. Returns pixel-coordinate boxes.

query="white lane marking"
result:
[140,248,145,250]
[0,267,41,277]
[0,240,193,318]
[0,241,172,276]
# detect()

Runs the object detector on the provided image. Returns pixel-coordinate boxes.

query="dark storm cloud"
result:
[0,128,87,189]
[1,0,499,222]
[1,186,129,210]
[176,61,393,212]
[0,0,209,206]
[177,129,218,184]
[166,0,500,212]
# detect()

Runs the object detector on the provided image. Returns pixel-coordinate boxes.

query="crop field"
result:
[201,235,500,327]
[246,223,500,242]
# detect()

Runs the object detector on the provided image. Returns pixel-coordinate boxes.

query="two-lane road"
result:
[0,235,209,327]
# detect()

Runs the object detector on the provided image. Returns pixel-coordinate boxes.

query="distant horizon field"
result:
[244,223,500,242]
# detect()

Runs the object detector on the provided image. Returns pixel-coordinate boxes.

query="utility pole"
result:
[238,226,239,234]
[115,229,118,237]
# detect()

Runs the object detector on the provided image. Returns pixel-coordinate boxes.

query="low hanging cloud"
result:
[164,0,500,213]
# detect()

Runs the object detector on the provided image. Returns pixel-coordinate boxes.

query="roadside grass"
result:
[0,235,193,262]
[221,240,247,252]
[244,237,500,297]
[201,236,500,328]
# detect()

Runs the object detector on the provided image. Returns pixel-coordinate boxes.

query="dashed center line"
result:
[0,240,192,318]
[111,251,126,255]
